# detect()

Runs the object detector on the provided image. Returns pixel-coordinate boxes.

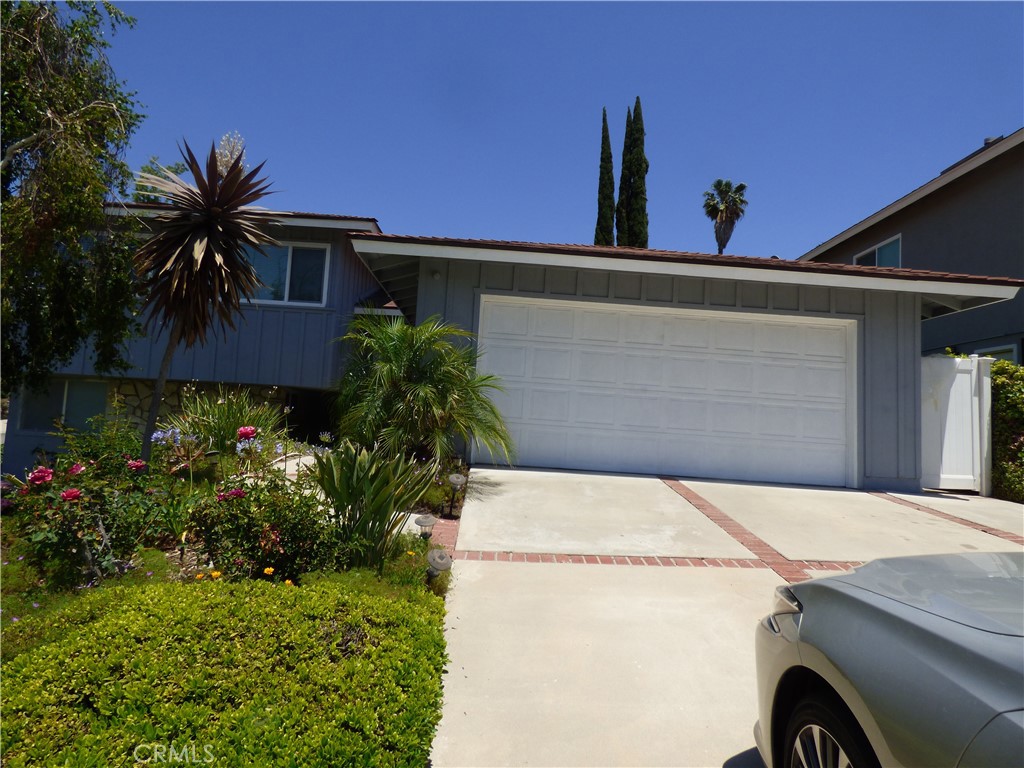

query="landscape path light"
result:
[448,473,467,515]
[427,548,452,580]
[415,514,438,540]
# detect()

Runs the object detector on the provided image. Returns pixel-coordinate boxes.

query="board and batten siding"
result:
[55,233,381,390]
[416,256,922,491]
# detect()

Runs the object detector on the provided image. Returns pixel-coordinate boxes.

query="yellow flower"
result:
[407,551,416,556]
[195,573,204,580]
[263,567,274,575]
[211,571,222,579]
[284,579,293,586]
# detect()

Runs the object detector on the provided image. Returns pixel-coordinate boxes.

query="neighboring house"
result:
[350,234,1020,491]
[799,129,1024,362]
[4,205,1021,493]
[2,204,387,476]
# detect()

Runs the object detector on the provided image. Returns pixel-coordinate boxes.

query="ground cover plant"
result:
[1,577,446,767]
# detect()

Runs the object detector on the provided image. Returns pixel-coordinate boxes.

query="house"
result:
[3,205,1021,492]
[2,204,387,475]
[350,234,1020,491]
[798,129,1024,362]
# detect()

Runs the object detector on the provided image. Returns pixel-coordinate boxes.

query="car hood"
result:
[830,552,1024,636]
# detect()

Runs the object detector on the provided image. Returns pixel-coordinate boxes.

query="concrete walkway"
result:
[432,469,1023,768]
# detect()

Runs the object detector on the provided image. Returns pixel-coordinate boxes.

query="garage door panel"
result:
[576,350,620,384]
[715,319,756,351]
[485,303,530,337]
[527,389,571,422]
[574,391,618,426]
[711,360,754,393]
[478,297,853,487]
[665,317,710,349]
[580,311,620,342]
[623,354,665,386]
[534,308,575,339]
[531,347,572,380]
[623,314,665,345]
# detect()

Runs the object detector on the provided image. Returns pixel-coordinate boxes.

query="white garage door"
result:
[476,296,856,486]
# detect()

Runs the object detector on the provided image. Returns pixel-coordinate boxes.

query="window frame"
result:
[248,241,331,307]
[974,344,1019,363]
[854,235,901,268]
[18,378,109,433]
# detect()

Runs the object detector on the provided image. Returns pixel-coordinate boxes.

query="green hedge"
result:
[991,359,1024,504]
[1,579,446,767]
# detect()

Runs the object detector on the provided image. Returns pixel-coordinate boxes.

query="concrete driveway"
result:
[432,468,1023,768]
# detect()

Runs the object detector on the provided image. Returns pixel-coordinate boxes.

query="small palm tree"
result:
[335,314,515,465]
[134,141,278,460]
[703,179,748,255]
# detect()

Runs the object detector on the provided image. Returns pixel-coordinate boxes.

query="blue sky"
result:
[108,1,1023,259]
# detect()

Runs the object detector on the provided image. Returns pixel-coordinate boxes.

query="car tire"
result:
[784,693,880,768]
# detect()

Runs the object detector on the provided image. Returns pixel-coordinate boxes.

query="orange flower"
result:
[195,573,204,580]
[263,567,274,575]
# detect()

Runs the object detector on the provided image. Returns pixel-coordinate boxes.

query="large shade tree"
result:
[335,314,514,466]
[1,1,143,393]
[703,178,748,255]
[133,141,278,460]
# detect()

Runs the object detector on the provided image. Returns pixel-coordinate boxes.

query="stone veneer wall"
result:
[111,379,290,428]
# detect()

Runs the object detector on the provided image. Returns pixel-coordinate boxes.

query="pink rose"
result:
[28,467,54,485]
[61,488,82,501]
[237,426,258,440]
[126,459,147,472]
[68,463,85,476]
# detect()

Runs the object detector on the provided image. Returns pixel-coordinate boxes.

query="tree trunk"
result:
[140,318,184,461]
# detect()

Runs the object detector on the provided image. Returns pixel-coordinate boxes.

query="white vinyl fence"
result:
[921,355,993,495]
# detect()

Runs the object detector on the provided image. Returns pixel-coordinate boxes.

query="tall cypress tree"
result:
[627,96,649,248]
[594,108,615,246]
[615,107,633,247]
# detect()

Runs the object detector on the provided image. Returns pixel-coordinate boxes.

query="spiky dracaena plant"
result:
[336,314,515,465]
[134,141,278,460]
[703,178,748,255]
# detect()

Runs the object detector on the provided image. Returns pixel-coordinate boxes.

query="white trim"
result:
[248,241,331,307]
[474,294,860,487]
[272,216,379,232]
[800,129,1024,261]
[350,238,1020,302]
[854,234,901,268]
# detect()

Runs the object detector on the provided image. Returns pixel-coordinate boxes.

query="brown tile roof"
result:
[347,232,1024,288]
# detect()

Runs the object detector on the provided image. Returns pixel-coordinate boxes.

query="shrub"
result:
[0,579,446,767]
[310,442,436,574]
[991,359,1024,504]
[335,313,514,464]
[160,384,289,474]
[6,456,164,587]
[188,473,336,581]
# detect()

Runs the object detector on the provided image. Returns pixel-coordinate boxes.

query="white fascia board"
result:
[275,217,380,232]
[350,239,1020,302]
[799,129,1024,261]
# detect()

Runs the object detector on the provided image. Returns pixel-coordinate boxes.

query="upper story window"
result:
[855,235,900,268]
[245,243,330,305]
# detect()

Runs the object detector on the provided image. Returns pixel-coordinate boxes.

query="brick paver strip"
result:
[438,482,865,582]
[871,492,1024,546]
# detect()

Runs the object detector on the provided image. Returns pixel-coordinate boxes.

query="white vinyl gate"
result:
[921,355,994,495]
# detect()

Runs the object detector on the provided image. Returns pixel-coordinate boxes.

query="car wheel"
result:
[784,693,879,768]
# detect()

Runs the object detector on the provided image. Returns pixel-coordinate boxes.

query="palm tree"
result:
[133,141,278,460]
[335,313,515,465]
[703,179,748,255]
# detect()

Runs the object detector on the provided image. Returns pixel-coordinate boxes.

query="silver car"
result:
[754,552,1024,768]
